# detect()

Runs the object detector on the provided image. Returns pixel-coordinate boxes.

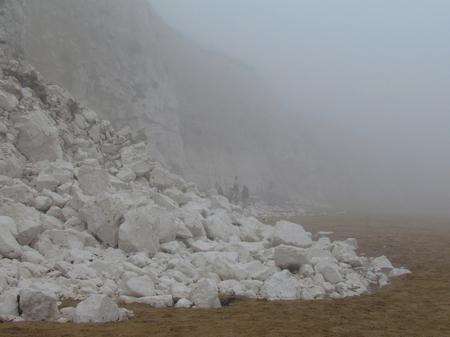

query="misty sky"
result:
[152,1,450,213]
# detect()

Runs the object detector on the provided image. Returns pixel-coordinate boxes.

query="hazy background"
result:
[152,0,450,214]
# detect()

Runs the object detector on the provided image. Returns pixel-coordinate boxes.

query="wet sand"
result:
[1,214,449,337]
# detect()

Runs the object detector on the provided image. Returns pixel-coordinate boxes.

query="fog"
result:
[151,0,450,215]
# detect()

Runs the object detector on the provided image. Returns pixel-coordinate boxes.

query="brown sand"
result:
[0,214,449,337]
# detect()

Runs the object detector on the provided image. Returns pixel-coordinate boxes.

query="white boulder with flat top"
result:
[274,244,309,271]
[204,209,239,242]
[190,278,221,309]
[73,295,127,323]
[14,110,63,162]
[315,261,343,284]
[0,89,18,111]
[261,270,301,300]
[121,275,156,298]
[19,289,59,321]
[118,205,160,255]
[0,216,22,258]
[0,143,26,178]
[271,221,312,248]
[0,200,44,245]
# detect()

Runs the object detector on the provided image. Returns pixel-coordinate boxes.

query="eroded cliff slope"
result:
[0,0,315,204]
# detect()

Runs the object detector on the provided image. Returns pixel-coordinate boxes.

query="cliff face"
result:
[0,0,314,204]
[1,0,184,170]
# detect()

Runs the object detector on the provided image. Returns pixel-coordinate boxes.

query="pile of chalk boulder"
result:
[0,54,410,323]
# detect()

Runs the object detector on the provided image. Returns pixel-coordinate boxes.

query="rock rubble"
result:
[0,56,410,323]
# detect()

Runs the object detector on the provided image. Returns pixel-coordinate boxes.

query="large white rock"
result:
[271,221,312,248]
[152,192,178,210]
[149,164,185,191]
[118,205,160,255]
[73,295,124,323]
[67,184,93,211]
[0,180,37,206]
[19,289,59,321]
[168,259,200,281]
[170,283,192,301]
[188,239,218,252]
[160,241,188,255]
[175,222,193,240]
[261,270,301,300]
[163,188,188,206]
[0,89,18,111]
[274,245,309,271]
[81,193,132,247]
[389,267,411,278]
[315,261,343,284]
[210,256,248,281]
[204,209,239,242]
[14,110,63,162]
[141,206,180,244]
[0,200,44,245]
[332,242,362,267]
[116,167,136,183]
[121,275,156,298]
[175,207,206,238]
[35,160,74,191]
[306,246,336,265]
[0,289,20,318]
[34,229,98,259]
[190,278,221,309]
[175,298,193,308]
[0,143,26,178]
[120,142,153,177]
[0,216,22,258]
[371,256,394,273]
[136,295,173,308]
[0,215,18,235]
[236,216,265,242]
[34,196,53,211]
[218,280,247,297]
[76,160,111,196]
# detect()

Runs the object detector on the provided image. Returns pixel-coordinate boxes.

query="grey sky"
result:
[152,0,450,213]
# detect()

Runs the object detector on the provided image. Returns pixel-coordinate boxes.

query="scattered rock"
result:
[190,278,221,309]
[18,289,58,321]
[14,110,63,162]
[136,295,173,308]
[0,143,26,178]
[73,295,126,323]
[0,89,18,111]
[315,261,343,284]
[0,217,22,258]
[122,275,156,298]
[118,205,160,255]
[261,270,301,300]
[175,298,193,308]
[204,209,239,242]
[0,55,410,324]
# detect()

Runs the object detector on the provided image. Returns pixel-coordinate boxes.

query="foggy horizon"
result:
[152,0,450,215]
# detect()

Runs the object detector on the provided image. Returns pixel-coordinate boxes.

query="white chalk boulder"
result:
[274,245,309,271]
[118,206,160,256]
[271,221,312,248]
[19,289,59,321]
[261,270,301,300]
[0,216,22,258]
[190,278,221,309]
[73,295,126,323]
